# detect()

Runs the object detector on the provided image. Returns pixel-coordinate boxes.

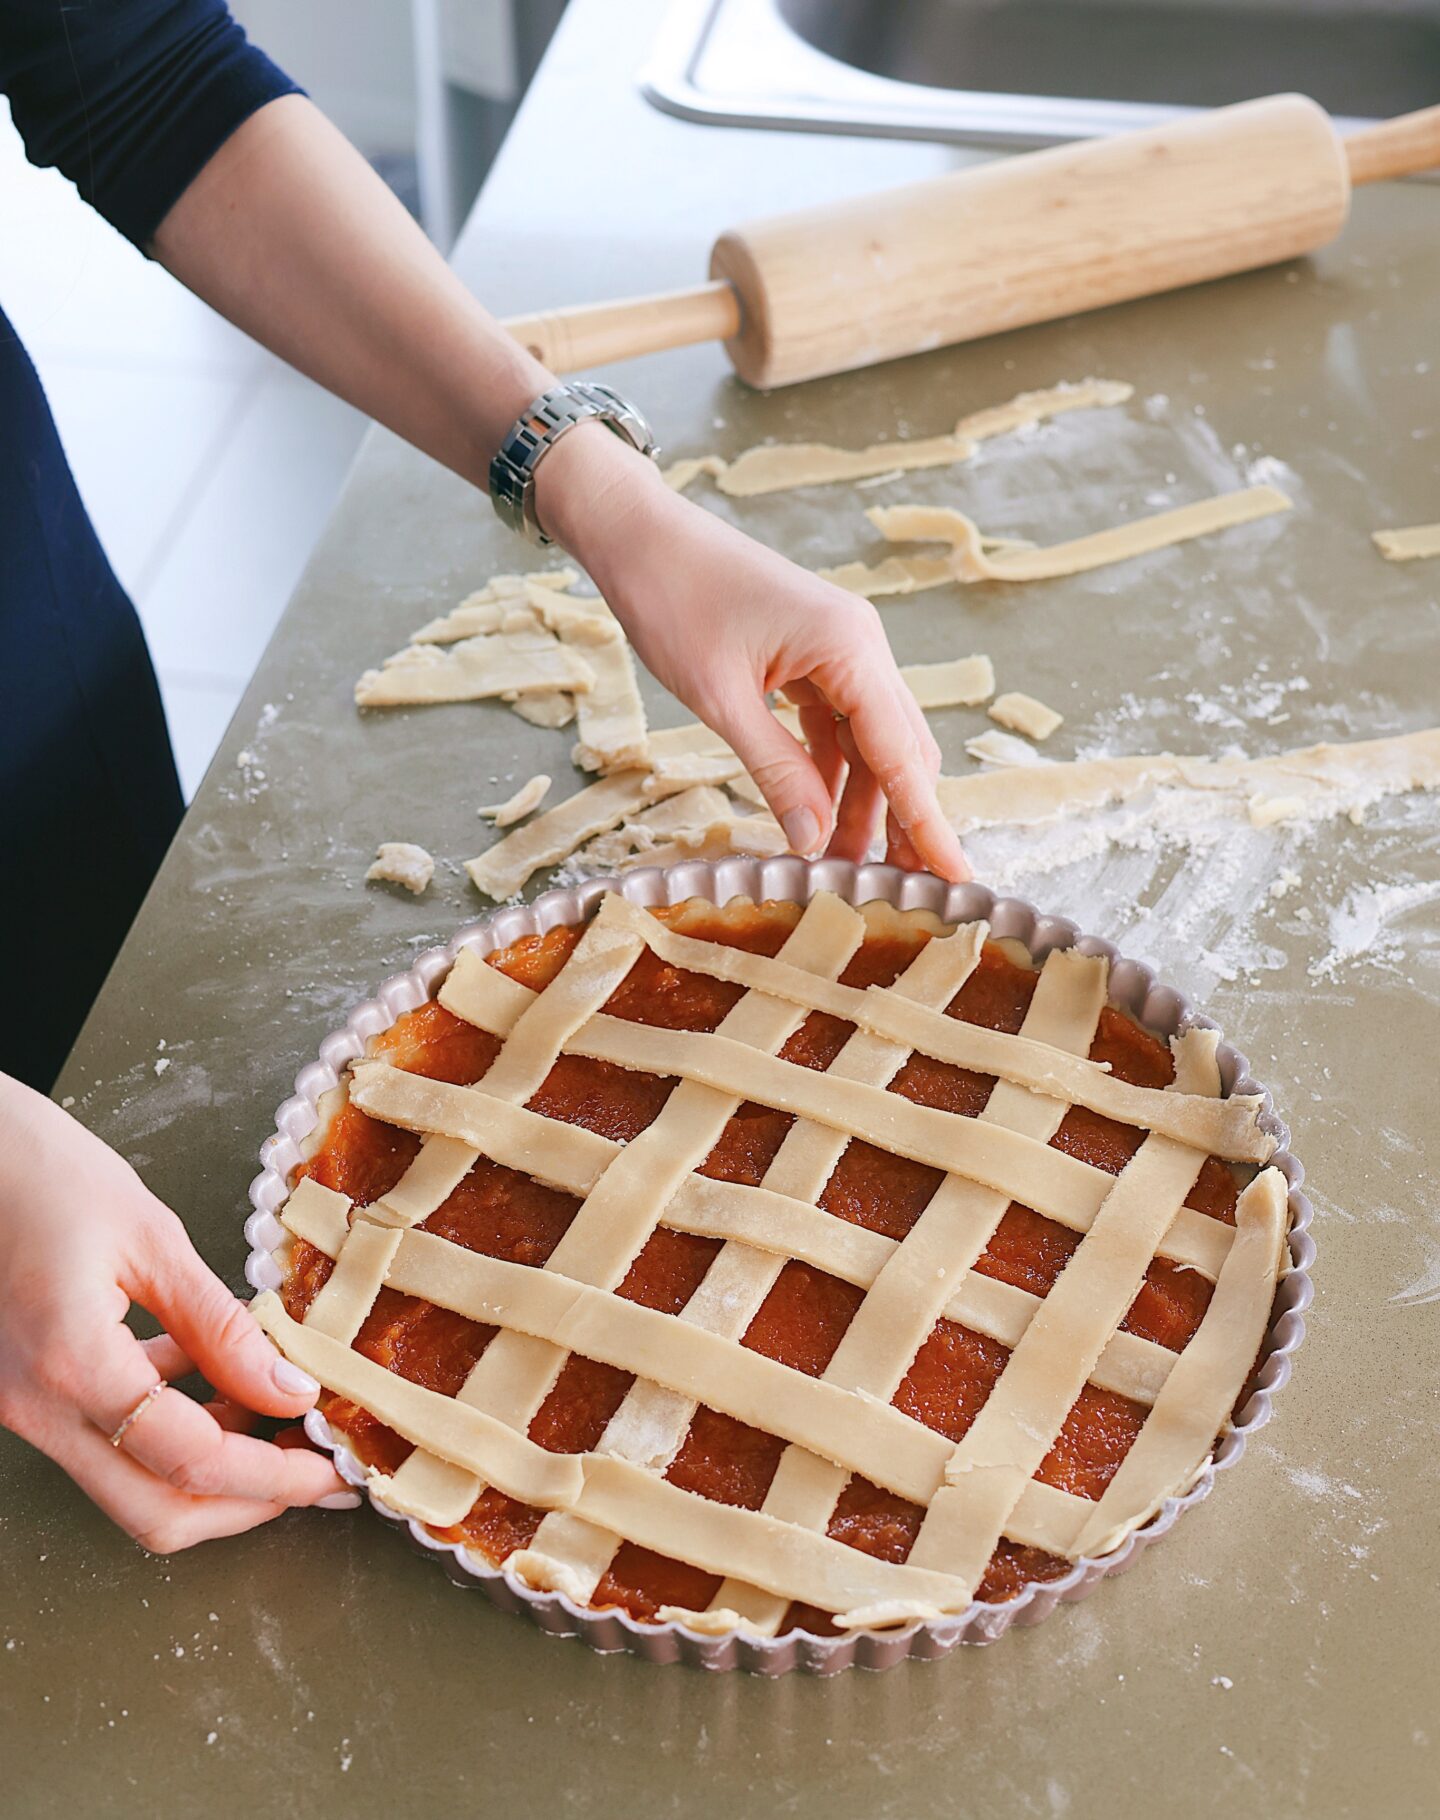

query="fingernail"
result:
[317,1491,362,1511]
[273,1360,321,1398]
[781,806,821,856]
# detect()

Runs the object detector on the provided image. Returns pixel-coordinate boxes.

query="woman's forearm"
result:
[151,94,553,493]
[151,90,967,881]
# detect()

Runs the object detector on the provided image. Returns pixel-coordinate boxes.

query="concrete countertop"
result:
[11,0,1440,1813]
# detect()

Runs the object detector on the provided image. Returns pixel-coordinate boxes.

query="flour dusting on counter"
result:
[965,772,1440,1003]
[1309,879,1440,981]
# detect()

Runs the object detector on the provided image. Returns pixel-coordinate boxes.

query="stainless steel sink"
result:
[642,0,1440,148]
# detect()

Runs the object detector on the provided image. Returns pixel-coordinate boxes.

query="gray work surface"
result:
[12,0,1440,1814]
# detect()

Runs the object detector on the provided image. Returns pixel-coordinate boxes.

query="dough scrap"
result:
[412,569,579,643]
[573,787,788,875]
[566,627,650,774]
[643,748,748,792]
[1247,793,1307,829]
[365,841,435,895]
[360,570,622,743]
[1372,523,1440,563]
[355,628,596,707]
[838,654,995,712]
[662,379,1133,498]
[936,727,1440,834]
[577,786,739,870]
[965,730,1050,769]
[508,691,576,729]
[584,817,789,875]
[481,774,552,827]
[661,454,728,492]
[989,690,1063,741]
[466,771,656,900]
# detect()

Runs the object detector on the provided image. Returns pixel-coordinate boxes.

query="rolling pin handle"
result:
[502,280,741,375]
[1343,104,1440,186]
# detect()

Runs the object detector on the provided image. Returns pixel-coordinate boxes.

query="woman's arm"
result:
[151,95,968,878]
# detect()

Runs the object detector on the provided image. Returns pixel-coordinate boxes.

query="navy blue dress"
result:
[0,1,296,1089]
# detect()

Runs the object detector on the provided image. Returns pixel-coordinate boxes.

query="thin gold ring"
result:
[109,1381,166,1448]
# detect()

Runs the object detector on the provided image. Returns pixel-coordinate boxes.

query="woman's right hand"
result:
[0,1073,355,1553]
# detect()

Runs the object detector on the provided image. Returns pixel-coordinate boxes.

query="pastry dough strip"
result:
[282,1165,1177,1411]
[280,1177,353,1255]
[566,628,650,775]
[273,1188,1113,1561]
[521,920,989,1603]
[346,1058,1235,1282]
[384,893,867,1526]
[359,911,642,1236]
[1072,1167,1289,1558]
[567,1017,1243,1270]
[252,1292,971,1619]
[713,943,1109,1631]
[355,913,649,1518]
[820,485,1292,598]
[908,1135,1205,1594]
[662,380,1133,498]
[301,1220,400,1344]
[378,1232,955,1505]
[936,728,1440,835]
[590,895,1270,1160]
[461,651,1023,900]
[662,1180,1175,1405]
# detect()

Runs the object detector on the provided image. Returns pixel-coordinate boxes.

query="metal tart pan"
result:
[244,856,1315,1676]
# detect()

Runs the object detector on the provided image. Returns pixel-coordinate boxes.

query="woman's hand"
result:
[0,1075,354,1553]
[538,426,971,881]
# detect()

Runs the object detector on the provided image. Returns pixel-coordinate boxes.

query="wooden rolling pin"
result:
[503,94,1440,389]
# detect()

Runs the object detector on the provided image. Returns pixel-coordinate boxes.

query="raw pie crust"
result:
[252,891,1289,1636]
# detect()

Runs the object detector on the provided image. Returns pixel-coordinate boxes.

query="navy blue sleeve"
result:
[0,0,301,249]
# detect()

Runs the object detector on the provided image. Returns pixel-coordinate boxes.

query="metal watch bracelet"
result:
[488,382,659,547]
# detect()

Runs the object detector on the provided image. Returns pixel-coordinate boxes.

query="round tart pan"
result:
[244,857,1315,1676]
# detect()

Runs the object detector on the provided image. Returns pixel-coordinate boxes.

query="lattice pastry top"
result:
[251,890,1289,1636]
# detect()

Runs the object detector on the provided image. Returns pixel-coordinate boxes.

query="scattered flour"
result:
[1309,879,1440,981]
[1287,1466,1363,1502]
[1389,1237,1440,1309]
[966,795,1295,996]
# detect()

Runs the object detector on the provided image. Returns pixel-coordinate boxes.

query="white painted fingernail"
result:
[273,1360,320,1398]
[317,1491,363,1511]
[781,806,821,856]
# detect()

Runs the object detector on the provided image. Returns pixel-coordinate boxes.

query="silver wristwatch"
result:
[489,382,659,546]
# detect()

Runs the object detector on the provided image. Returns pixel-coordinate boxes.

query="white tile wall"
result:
[0,106,367,799]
